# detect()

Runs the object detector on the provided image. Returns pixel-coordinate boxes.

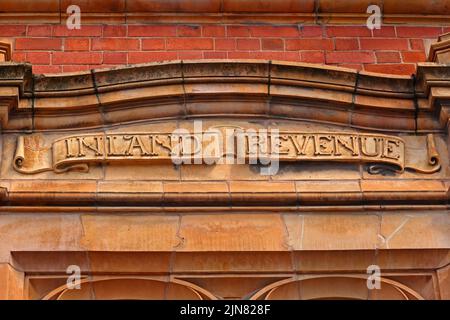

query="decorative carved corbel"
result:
[0,41,11,62]
[0,59,32,130]
[428,33,450,64]
[417,33,450,132]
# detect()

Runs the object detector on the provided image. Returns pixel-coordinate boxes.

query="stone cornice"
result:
[0,60,448,133]
[1,180,449,209]
[0,0,449,25]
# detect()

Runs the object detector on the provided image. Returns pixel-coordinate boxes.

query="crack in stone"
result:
[79,214,95,299]
[377,233,386,246]
[173,214,185,250]
[280,214,294,251]
[165,214,185,300]
[382,216,412,249]
[300,216,305,250]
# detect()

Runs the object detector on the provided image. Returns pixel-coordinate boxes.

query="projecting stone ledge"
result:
[0,59,449,132]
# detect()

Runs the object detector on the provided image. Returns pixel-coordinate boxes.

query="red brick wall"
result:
[5,24,448,75]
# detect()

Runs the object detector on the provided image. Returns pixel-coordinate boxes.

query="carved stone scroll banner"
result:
[13,130,441,175]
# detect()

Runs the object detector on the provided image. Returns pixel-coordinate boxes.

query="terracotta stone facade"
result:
[0,0,449,300]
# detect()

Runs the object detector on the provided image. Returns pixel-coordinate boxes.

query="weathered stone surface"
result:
[0,264,24,300]
[0,214,83,261]
[80,214,181,251]
[301,214,380,250]
[379,213,450,249]
[437,265,450,299]
[178,214,288,251]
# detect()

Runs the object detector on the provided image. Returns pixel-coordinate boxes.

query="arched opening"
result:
[250,276,424,300]
[42,277,217,300]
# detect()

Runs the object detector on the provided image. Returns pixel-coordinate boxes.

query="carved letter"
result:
[289,135,313,155]
[334,135,359,156]
[65,138,77,158]
[360,137,381,157]
[314,135,334,156]
[382,138,401,160]
[81,136,103,156]
[124,135,150,156]
[106,135,122,156]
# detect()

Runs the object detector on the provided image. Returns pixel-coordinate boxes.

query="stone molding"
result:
[0,180,448,208]
[0,60,449,132]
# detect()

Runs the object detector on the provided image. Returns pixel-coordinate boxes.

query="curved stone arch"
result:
[4,60,444,134]
[249,275,424,300]
[42,276,218,300]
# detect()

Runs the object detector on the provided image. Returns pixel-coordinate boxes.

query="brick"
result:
[62,65,92,72]
[177,25,201,37]
[372,26,396,37]
[396,27,442,38]
[65,38,90,51]
[177,51,203,59]
[326,52,375,64]
[281,51,301,61]
[26,52,50,64]
[93,64,117,70]
[364,63,416,75]
[327,26,371,37]
[27,25,52,36]
[33,65,62,74]
[0,25,26,36]
[103,25,127,37]
[249,26,299,38]
[12,52,27,62]
[215,38,235,50]
[92,38,140,51]
[286,39,333,50]
[227,26,250,37]
[262,39,284,51]
[299,26,323,37]
[204,51,227,59]
[236,39,260,50]
[402,51,427,63]
[338,64,363,71]
[300,51,325,63]
[128,25,176,37]
[250,51,279,60]
[375,52,401,63]
[335,39,359,50]
[103,52,127,64]
[360,39,409,50]
[227,51,252,59]
[166,38,213,50]
[410,39,425,51]
[53,25,102,37]
[15,38,62,50]
[253,51,298,61]
[142,39,165,50]
[52,52,103,65]
[202,25,225,37]
[128,52,178,63]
